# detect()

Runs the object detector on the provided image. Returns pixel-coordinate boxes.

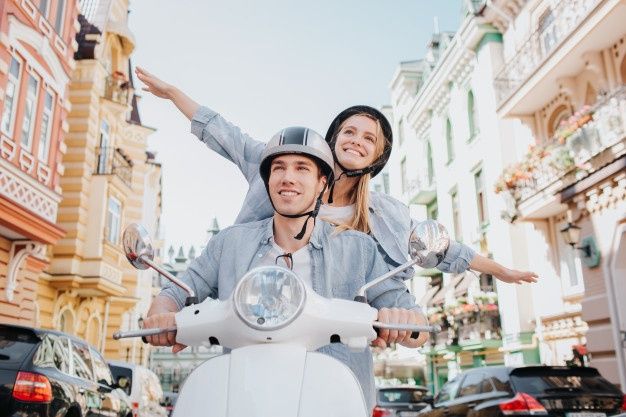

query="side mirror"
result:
[123,223,154,270]
[409,220,450,269]
[423,394,434,405]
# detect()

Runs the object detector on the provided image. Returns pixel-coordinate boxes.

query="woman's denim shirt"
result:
[160,218,418,412]
[190,106,476,277]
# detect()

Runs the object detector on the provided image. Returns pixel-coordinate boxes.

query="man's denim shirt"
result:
[190,106,476,278]
[161,218,417,411]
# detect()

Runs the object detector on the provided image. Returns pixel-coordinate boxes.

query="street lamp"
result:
[560,222,591,257]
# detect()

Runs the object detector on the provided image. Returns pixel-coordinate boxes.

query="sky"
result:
[127,0,463,254]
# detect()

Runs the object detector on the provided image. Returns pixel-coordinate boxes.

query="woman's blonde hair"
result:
[328,113,389,234]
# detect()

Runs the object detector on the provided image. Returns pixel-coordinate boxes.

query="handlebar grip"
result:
[374,327,421,339]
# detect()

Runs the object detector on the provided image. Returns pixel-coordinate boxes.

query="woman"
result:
[135,67,537,292]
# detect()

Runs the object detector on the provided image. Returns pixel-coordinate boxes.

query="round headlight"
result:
[233,266,306,331]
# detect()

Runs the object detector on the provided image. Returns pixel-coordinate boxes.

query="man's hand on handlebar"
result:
[142,312,187,353]
[373,307,429,349]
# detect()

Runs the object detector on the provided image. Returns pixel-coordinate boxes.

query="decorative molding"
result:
[37,163,51,186]
[585,173,626,214]
[19,150,35,174]
[0,158,61,222]
[6,15,70,96]
[5,240,46,302]
[0,135,17,161]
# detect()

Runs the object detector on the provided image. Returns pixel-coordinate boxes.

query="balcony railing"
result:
[494,0,601,106]
[104,75,132,106]
[427,304,502,349]
[95,146,133,186]
[495,86,626,211]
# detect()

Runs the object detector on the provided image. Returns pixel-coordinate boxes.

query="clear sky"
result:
[128,0,462,254]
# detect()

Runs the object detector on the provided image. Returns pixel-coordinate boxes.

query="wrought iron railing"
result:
[494,0,601,106]
[403,173,436,201]
[95,146,133,186]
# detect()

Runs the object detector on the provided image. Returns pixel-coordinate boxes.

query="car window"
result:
[378,389,426,404]
[109,364,133,396]
[0,327,39,369]
[459,373,485,397]
[481,377,495,393]
[71,341,94,381]
[510,370,619,395]
[32,334,70,374]
[436,378,461,404]
[90,348,113,386]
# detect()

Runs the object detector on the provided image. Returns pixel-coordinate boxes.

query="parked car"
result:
[418,365,626,417]
[0,323,132,417]
[373,385,432,416]
[108,360,167,417]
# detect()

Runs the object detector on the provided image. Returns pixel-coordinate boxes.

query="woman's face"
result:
[333,115,382,171]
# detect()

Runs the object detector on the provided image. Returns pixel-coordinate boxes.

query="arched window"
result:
[584,82,597,106]
[85,316,101,347]
[547,104,571,139]
[58,309,74,334]
[468,90,479,138]
[446,118,455,162]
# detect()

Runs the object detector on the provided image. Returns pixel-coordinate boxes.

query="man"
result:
[143,126,427,410]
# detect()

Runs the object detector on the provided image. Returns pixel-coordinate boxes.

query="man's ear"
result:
[318,175,328,193]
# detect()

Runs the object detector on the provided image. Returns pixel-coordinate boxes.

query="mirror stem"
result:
[355,258,417,301]
[139,255,196,298]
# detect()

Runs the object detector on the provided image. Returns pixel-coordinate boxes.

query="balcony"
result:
[494,0,601,109]
[403,174,436,205]
[94,147,133,187]
[495,86,626,219]
[104,74,133,107]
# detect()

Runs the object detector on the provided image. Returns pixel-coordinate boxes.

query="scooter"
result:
[113,220,448,417]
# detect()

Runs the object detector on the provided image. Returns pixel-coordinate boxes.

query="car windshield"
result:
[378,388,426,404]
[510,368,620,396]
[0,327,39,369]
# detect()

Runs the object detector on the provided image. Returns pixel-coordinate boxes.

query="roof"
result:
[0,323,98,350]
[74,14,102,60]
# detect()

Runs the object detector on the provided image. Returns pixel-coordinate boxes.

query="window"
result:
[55,0,66,34]
[59,309,74,333]
[38,91,55,162]
[398,118,405,145]
[71,341,93,381]
[97,120,110,174]
[107,197,122,243]
[446,118,454,163]
[38,0,49,16]
[33,334,70,374]
[459,373,485,397]
[53,337,71,374]
[426,140,434,186]
[474,168,488,226]
[90,348,113,385]
[426,200,438,220]
[468,90,479,139]
[1,57,22,137]
[20,74,40,151]
[451,189,462,240]
[538,8,557,55]
[400,157,407,194]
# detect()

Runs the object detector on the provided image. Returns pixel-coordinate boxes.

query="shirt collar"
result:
[260,217,327,250]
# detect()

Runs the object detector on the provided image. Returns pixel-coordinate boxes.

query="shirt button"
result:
[257,253,263,258]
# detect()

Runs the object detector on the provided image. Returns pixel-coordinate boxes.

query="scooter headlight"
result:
[233,266,306,331]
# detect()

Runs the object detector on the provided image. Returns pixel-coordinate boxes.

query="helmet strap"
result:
[267,184,327,240]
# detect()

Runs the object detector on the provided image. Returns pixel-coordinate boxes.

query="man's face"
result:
[268,154,327,216]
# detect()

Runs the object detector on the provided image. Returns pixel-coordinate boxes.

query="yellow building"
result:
[39,0,161,363]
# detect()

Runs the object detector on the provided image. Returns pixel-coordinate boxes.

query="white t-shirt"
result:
[319,204,355,225]
[259,238,312,287]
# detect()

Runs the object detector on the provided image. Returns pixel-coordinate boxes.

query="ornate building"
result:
[39,0,162,362]
[0,0,79,324]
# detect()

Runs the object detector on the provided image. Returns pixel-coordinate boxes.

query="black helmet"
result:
[324,105,393,178]
[260,126,334,240]
[260,127,335,186]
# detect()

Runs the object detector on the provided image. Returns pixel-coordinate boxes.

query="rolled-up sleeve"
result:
[436,240,476,274]
[190,106,265,182]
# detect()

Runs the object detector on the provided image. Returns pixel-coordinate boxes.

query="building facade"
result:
[40,0,161,362]
[484,0,626,388]
[0,0,79,324]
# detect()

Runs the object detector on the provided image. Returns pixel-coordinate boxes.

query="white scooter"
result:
[113,220,449,417]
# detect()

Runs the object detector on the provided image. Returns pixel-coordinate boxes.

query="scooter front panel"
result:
[172,354,230,417]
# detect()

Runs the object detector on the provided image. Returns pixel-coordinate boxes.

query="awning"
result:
[429,274,464,305]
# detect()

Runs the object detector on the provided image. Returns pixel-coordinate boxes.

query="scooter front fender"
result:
[173,344,368,417]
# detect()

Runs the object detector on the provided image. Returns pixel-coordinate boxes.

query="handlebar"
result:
[113,327,177,340]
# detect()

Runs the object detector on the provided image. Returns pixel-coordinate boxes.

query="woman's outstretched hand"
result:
[134,67,200,120]
[135,67,174,99]
[495,268,538,284]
